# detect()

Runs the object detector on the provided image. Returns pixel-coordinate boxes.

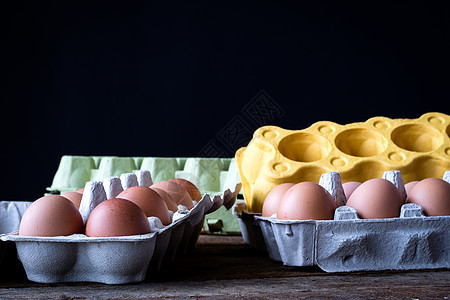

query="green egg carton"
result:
[47,155,243,234]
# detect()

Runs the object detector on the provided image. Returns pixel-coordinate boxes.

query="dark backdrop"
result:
[1,1,449,201]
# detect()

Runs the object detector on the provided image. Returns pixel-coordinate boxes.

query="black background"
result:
[1,1,449,201]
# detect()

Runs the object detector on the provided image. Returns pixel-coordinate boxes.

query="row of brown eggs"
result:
[344,177,450,218]
[263,177,450,220]
[18,179,202,237]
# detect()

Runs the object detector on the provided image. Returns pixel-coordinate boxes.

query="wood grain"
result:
[0,235,448,299]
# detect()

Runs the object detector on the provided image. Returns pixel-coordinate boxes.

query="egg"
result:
[61,191,83,208]
[117,186,171,225]
[262,183,294,217]
[342,181,361,200]
[150,187,179,212]
[169,178,202,201]
[406,177,450,216]
[405,181,419,195]
[346,178,403,219]
[19,195,84,236]
[75,187,84,194]
[151,181,194,210]
[85,198,151,237]
[277,182,336,220]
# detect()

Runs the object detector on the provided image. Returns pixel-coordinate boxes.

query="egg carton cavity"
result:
[1,169,241,284]
[236,112,450,213]
[233,170,450,272]
[47,155,243,234]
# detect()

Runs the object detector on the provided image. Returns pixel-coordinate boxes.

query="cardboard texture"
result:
[234,170,450,272]
[48,156,243,234]
[0,201,32,234]
[235,112,450,213]
[1,167,241,284]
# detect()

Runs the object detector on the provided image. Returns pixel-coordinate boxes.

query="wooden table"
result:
[0,235,448,299]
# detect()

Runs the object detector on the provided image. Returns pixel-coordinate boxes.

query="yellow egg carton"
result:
[235,112,450,213]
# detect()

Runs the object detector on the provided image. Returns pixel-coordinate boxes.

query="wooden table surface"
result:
[0,235,448,299]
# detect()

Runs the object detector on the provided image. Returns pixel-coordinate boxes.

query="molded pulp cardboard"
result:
[234,170,450,272]
[1,167,241,284]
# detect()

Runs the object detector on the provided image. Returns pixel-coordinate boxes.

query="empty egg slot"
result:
[391,123,443,153]
[278,132,331,162]
[335,128,388,157]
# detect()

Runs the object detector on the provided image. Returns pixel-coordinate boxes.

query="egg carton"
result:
[1,170,241,284]
[236,112,450,213]
[0,201,32,234]
[0,201,32,278]
[48,155,242,234]
[233,170,450,272]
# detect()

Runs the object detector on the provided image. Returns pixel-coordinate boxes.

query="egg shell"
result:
[75,187,84,194]
[151,181,194,210]
[277,182,336,220]
[60,191,83,208]
[342,181,361,200]
[48,156,243,234]
[85,198,151,237]
[347,178,403,219]
[262,183,294,217]
[117,186,171,226]
[19,195,84,237]
[169,178,202,201]
[1,163,243,284]
[235,113,450,214]
[405,181,419,195]
[406,178,450,216]
[235,170,450,272]
[150,187,179,212]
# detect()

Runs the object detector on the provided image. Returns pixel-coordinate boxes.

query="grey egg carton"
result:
[233,170,450,272]
[1,170,241,284]
[0,201,32,234]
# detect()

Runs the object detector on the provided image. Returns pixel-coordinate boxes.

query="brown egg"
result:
[262,183,294,217]
[277,182,336,220]
[19,195,84,236]
[61,191,83,208]
[347,178,403,219]
[117,186,170,225]
[342,181,361,200]
[85,198,151,237]
[75,187,84,194]
[151,187,178,212]
[406,178,450,216]
[169,178,202,201]
[151,181,194,210]
[405,181,419,195]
